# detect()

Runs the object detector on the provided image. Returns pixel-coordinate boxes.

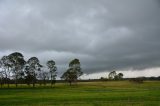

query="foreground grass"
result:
[0,81,160,106]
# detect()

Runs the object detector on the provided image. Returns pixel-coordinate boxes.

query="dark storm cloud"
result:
[0,0,160,74]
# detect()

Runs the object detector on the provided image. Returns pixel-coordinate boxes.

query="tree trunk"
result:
[27,83,30,87]
[33,82,35,88]
[8,71,10,88]
[33,73,36,88]
[51,75,52,87]
[51,80,52,87]
[0,79,2,88]
[6,76,10,88]
[15,76,18,88]
[69,81,71,86]
[7,80,9,88]
[43,79,46,86]
[33,78,35,88]
[39,80,42,86]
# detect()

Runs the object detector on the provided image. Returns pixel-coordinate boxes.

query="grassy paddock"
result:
[0,81,160,106]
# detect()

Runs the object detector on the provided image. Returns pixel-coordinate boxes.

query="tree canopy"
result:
[61,59,83,86]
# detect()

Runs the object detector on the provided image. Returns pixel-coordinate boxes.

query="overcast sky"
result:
[0,0,160,78]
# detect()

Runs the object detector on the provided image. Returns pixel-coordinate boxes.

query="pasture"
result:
[0,81,160,106]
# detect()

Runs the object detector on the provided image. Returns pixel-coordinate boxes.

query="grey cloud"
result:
[0,0,160,76]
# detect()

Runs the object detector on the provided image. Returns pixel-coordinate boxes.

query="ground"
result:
[0,81,160,106]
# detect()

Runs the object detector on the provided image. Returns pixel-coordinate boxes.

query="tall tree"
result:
[108,71,124,80]
[61,59,83,86]
[46,60,57,87]
[26,57,42,87]
[42,71,49,86]
[0,61,4,88]
[37,68,49,86]
[117,73,124,80]
[108,71,117,80]
[24,65,33,86]
[0,56,11,88]
[8,52,26,88]
[0,71,4,88]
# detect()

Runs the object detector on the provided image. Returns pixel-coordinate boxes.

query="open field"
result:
[0,81,160,106]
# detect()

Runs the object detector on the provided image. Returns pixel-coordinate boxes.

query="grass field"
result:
[0,81,160,106]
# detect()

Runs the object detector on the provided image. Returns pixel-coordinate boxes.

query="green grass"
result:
[0,81,160,106]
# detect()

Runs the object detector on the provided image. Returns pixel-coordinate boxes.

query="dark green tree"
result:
[42,71,49,86]
[0,71,4,88]
[8,52,26,88]
[61,59,83,86]
[0,56,11,88]
[108,71,124,80]
[0,60,4,88]
[46,60,57,87]
[25,57,42,87]
[117,73,123,80]
[37,68,49,86]
[24,65,33,86]
[108,71,117,80]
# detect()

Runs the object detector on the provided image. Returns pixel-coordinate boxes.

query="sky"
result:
[0,0,160,79]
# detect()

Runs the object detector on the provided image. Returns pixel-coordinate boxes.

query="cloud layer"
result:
[0,0,160,76]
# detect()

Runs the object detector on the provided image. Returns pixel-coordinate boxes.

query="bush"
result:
[129,77,144,83]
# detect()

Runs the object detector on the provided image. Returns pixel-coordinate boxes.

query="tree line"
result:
[100,71,124,81]
[0,52,83,88]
